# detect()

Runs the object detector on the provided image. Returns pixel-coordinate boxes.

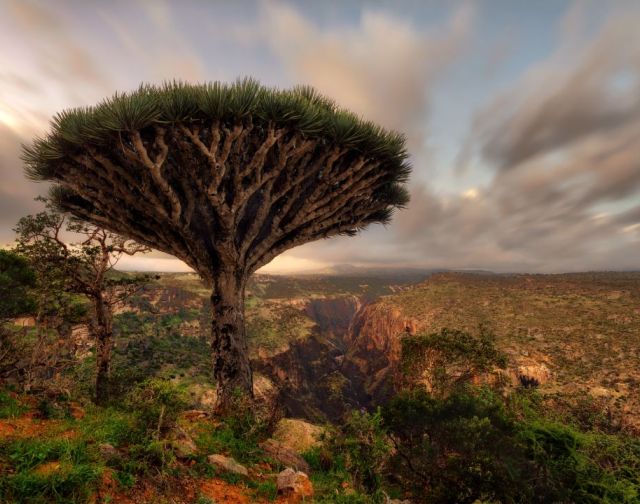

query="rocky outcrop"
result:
[253,333,353,421]
[345,303,418,353]
[255,296,419,420]
[304,296,361,339]
[253,295,367,421]
[342,303,419,403]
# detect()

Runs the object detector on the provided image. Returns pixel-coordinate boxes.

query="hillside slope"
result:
[345,272,640,430]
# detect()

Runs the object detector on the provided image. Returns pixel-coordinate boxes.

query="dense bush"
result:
[325,409,391,495]
[322,386,640,503]
[382,387,529,503]
[399,325,507,396]
[0,249,36,319]
[125,378,189,436]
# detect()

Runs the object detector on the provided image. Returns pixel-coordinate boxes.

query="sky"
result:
[1,0,639,274]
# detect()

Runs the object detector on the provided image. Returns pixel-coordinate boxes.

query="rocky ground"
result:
[0,395,324,503]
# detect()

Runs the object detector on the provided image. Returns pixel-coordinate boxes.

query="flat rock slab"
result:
[207,454,249,477]
[259,439,311,474]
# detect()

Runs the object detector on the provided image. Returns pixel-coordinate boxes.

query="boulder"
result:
[272,418,324,454]
[207,454,248,477]
[276,468,313,501]
[253,373,278,403]
[259,439,311,474]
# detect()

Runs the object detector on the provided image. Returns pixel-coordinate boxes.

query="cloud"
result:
[282,3,640,273]
[387,6,640,272]
[260,1,474,154]
[0,124,48,245]
[0,0,208,245]
[466,12,640,171]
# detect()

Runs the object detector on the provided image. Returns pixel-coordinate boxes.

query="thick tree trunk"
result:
[210,269,253,408]
[92,294,113,406]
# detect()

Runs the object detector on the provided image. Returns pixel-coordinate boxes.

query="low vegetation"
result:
[1,252,639,502]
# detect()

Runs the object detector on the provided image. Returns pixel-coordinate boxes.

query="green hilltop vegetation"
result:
[382,271,640,430]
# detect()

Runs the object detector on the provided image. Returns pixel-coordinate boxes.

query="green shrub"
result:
[324,409,391,495]
[399,326,507,396]
[0,391,28,418]
[376,386,640,503]
[2,439,92,472]
[520,420,640,503]
[125,378,189,436]
[222,387,281,443]
[0,438,100,503]
[0,463,100,503]
[77,406,141,447]
[252,479,278,500]
[382,387,529,503]
[36,395,73,420]
[194,421,262,464]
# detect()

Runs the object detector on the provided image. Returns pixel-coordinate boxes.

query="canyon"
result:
[64,270,640,430]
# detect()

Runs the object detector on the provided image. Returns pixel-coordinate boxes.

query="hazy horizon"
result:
[2,0,639,274]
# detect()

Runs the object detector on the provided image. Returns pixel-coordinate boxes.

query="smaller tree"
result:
[0,249,36,320]
[15,199,150,404]
[0,250,36,378]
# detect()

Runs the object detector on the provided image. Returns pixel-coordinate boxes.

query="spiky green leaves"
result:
[23,78,410,190]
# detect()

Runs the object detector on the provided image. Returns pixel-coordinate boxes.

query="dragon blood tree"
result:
[23,79,411,405]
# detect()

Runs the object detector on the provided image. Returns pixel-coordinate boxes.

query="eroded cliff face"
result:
[254,296,418,421]
[304,296,361,342]
[254,294,558,422]
[253,296,365,421]
[341,304,419,403]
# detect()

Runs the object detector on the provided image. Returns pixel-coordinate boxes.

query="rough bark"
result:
[92,294,113,406]
[210,269,253,407]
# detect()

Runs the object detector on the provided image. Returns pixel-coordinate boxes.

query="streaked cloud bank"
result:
[0,0,638,273]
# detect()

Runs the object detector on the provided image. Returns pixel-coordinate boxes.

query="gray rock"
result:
[207,454,248,477]
[259,438,311,473]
